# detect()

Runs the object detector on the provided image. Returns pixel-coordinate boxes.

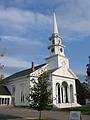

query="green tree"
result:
[28,72,51,120]
[76,79,90,104]
[0,74,5,85]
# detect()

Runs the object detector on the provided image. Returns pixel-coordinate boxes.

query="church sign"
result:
[69,111,82,120]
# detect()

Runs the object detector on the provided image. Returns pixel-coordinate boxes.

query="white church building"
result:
[0,13,80,108]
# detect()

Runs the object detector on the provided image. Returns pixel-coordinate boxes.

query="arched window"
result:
[62,81,68,103]
[70,84,74,103]
[20,84,25,103]
[56,83,60,103]
[21,91,24,103]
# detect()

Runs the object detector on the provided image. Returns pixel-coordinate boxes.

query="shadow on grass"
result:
[0,114,22,120]
[59,105,90,112]
[56,105,90,115]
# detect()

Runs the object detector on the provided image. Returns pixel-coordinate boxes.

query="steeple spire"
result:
[53,12,59,34]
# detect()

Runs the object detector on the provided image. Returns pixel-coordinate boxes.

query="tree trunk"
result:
[39,110,41,120]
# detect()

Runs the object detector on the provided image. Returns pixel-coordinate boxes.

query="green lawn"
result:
[16,105,90,115]
[59,105,90,115]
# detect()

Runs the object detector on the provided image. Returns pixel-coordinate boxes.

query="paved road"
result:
[0,107,90,120]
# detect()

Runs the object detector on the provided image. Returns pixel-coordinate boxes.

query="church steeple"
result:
[48,13,65,57]
[46,13,69,70]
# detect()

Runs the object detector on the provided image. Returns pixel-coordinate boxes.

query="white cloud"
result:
[0,7,50,54]
[74,69,85,76]
[0,7,50,32]
[55,0,90,39]
[0,0,90,37]
[61,19,90,34]
[0,35,44,47]
[73,69,86,81]
[0,56,31,68]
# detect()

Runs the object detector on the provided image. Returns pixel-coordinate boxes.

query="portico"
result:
[0,86,11,106]
[56,81,74,104]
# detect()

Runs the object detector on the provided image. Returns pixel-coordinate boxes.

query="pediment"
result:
[52,66,78,79]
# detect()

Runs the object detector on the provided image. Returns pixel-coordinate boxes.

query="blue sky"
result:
[0,0,90,81]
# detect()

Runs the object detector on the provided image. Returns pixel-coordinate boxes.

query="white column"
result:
[63,87,65,103]
[3,98,5,105]
[9,97,11,105]
[73,81,77,103]
[1,98,2,105]
[56,85,58,103]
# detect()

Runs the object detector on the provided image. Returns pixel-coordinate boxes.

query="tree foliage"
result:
[0,75,5,85]
[76,79,90,105]
[27,72,51,119]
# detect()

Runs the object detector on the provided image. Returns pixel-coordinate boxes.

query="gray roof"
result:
[0,86,11,95]
[4,63,46,81]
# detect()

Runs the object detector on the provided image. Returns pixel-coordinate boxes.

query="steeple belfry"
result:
[53,12,59,34]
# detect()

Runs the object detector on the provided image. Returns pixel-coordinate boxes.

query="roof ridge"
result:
[4,63,46,81]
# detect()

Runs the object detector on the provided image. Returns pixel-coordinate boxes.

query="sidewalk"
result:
[0,107,90,120]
